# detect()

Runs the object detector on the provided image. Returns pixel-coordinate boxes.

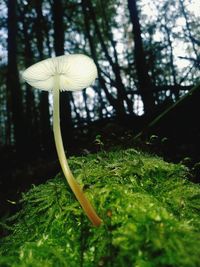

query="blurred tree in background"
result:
[0,0,199,156]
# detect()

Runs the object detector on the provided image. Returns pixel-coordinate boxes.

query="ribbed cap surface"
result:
[22,54,98,91]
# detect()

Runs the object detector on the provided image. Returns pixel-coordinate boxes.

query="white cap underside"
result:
[22,54,98,92]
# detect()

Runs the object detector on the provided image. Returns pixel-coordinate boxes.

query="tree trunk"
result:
[34,0,52,153]
[82,0,130,119]
[7,0,27,155]
[163,23,179,100]
[87,0,128,117]
[128,0,155,114]
[5,87,11,146]
[100,1,134,114]
[179,0,199,63]
[52,0,73,148]
[81,0,118,117]
[82,90,91,121]
[18,3,39,156]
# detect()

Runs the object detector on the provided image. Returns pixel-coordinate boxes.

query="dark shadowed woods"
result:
[0,0,199,218]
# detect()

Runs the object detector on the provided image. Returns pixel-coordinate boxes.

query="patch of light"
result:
[176,17,186,27]
[72,90,83,101]
[107,106,113,112]
[133,95,144,116]
[86,87,95,97]
[141,2,158,19]
[154,29,164,42]
[116,42,124,54]
[173,40,191,68]
[187,0,200,17]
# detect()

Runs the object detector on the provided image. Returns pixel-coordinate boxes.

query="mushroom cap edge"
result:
[22,54,98,92]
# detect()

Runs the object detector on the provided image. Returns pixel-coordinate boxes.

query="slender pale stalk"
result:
[53,76,102,227]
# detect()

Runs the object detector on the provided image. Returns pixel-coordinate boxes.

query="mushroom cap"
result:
[22,54,98,91]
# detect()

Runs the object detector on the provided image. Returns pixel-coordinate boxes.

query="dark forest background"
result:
[0,0,199,218]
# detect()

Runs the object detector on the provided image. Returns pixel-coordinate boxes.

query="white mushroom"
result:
[22,54,102,227]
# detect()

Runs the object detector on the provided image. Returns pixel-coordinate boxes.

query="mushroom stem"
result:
[53,76,102,227]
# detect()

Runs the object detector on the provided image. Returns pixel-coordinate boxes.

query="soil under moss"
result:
[0,148,200,267]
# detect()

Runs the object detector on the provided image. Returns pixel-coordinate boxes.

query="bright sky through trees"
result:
[0,0,199,118]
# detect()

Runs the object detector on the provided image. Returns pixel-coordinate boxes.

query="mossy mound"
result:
[0,148,200,267]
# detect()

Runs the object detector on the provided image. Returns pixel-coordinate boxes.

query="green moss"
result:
[0,148,200,267]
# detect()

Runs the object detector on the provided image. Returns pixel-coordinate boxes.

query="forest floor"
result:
[0,113,200,224]
[0,147,200,267]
